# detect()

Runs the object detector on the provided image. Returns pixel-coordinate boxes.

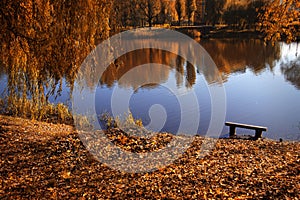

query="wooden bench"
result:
[225,122,267,139]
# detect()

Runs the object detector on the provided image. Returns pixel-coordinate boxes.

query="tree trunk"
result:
[149,18,152,27]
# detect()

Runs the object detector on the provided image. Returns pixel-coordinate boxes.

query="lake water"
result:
[1,38,299,141]
[202,39,300,140]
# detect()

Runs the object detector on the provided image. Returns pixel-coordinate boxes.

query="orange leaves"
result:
[259,0,300,43]
[61,171,72,179]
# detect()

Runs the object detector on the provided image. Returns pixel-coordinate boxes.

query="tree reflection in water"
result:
[99,38,283,89]
[200,39,281,77]
[100,49,197,90]
[281,58,300,90]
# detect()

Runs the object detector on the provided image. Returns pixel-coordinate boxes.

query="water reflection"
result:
[74,32,223,135]
[88,38,299,140]
[76,36,222,92]
[100,49,197,90]
[0,30,299,140]
[97,38,282,89]
[200,39,281,76]
[281,52,300,90]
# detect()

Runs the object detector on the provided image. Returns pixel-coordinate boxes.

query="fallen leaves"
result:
[0,115,300,199]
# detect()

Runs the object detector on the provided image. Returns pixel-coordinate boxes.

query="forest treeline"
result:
[110,0,299,42]
[111,0,263,28]
[0,0,299,53]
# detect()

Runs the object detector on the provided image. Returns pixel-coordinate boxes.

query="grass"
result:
[1,96,73,125]
[100,111,143,129]
[1,96,146,131]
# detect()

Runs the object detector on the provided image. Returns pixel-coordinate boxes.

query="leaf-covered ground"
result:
[0,115,299,199]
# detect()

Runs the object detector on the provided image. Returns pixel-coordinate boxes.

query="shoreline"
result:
[1,115,299,198]
[205,29,263,39]
[123,26,299,42]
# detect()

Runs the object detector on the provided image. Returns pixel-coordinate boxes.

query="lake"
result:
[1,38,299,141]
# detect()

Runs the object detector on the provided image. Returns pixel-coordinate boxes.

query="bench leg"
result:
[229,126,236,137]
[255,130,262,139]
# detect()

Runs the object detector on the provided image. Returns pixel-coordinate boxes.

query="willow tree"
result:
[0,0,112,121]
[259,0,300,43]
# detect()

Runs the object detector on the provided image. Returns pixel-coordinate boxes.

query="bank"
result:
[0,115,299,199]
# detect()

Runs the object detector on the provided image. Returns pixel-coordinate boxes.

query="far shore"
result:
[118,25,299,42]
[173,26,263,40]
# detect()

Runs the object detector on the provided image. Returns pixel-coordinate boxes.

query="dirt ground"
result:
[0,115,299,199]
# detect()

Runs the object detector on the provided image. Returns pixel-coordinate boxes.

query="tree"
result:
[205,0,226,25]
[130,0,144,27]
[259,0,300,43]
[139,0,161,27]
[159,0,171,24]
[223,0,266,29]
[223,5,248,29]
[194,0,206,24]
[185,0,196,25]
[246,0,265,29]
[175,0,185,25]
[110,0,132,33]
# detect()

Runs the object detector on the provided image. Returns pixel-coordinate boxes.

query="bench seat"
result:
[225,122,267,139]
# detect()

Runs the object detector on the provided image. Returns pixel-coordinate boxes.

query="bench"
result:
[225,122,267,139]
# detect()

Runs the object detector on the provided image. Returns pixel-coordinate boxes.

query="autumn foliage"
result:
[259,0,300,43]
